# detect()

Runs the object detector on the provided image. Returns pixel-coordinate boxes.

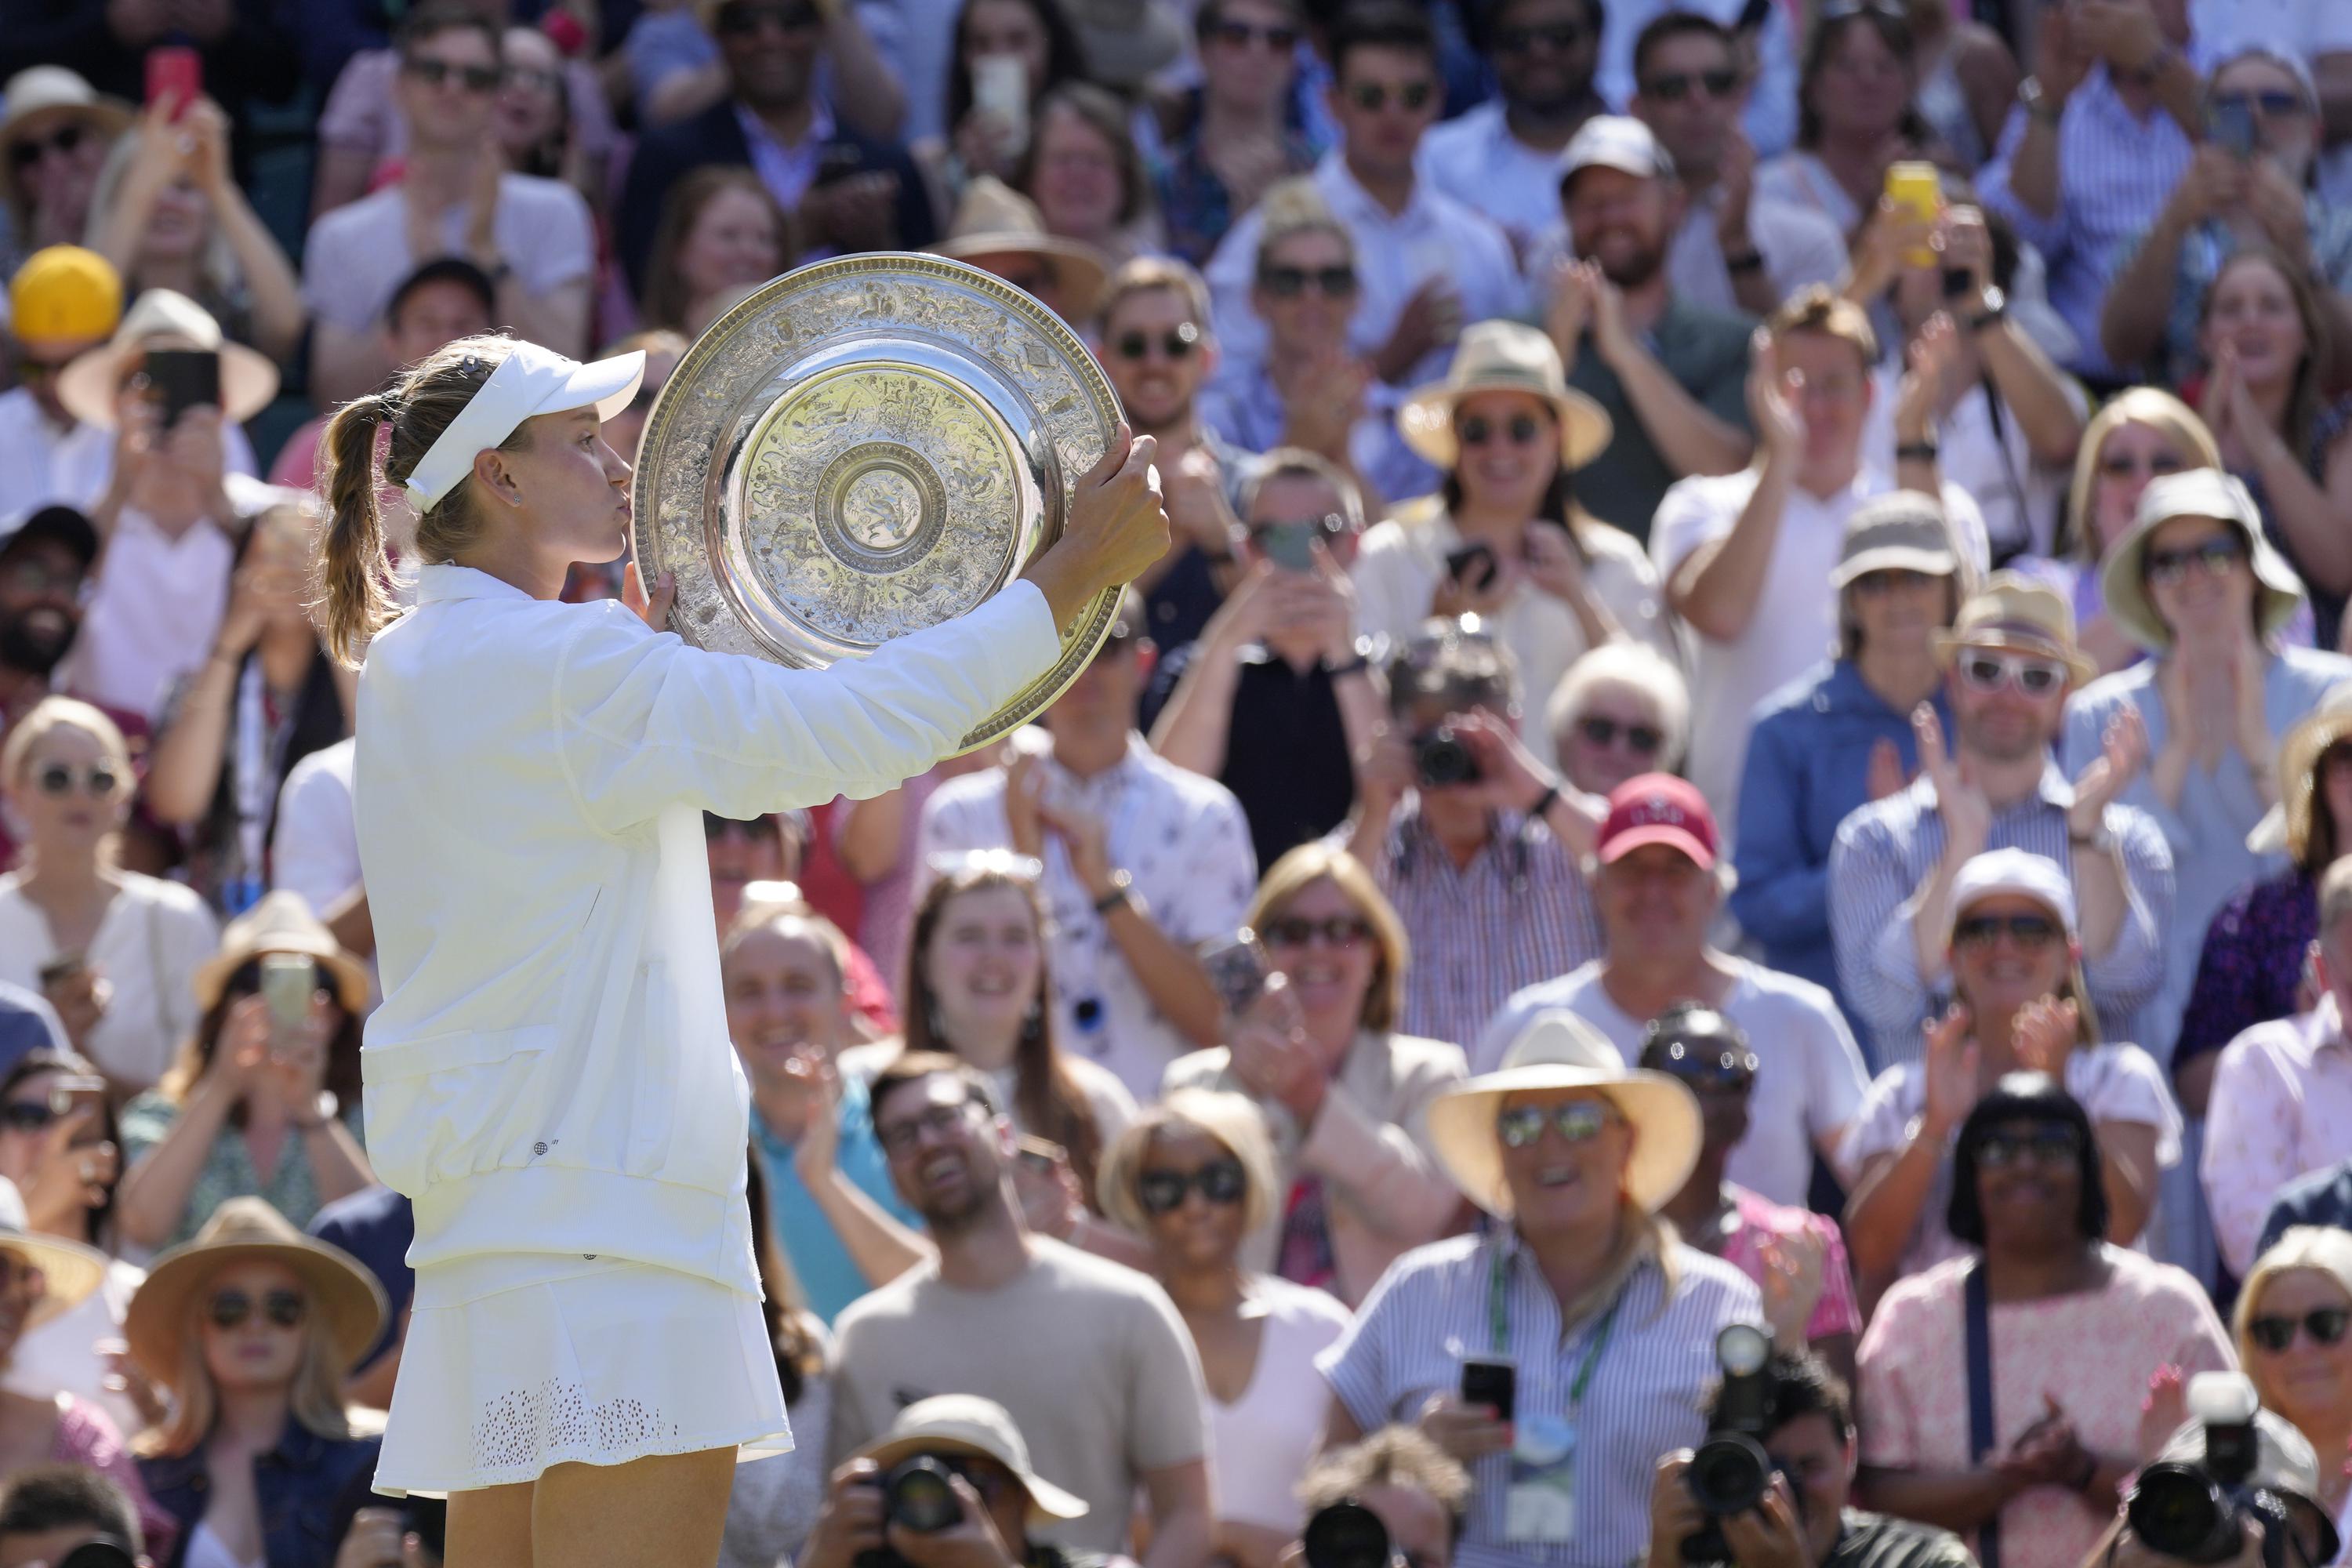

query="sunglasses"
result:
[1575,715,1664,754]
[401,56,503,93]
[1953,913,2060,947]
[1211,18,1300,49]
[877,1098,981,1156]
[1261,914,1374,949]
[1346,80,1436,113]
[2145,535,2246,585]
[35,762,118,797]
[719,1,824,32]
[1459,413,1542,448]
[1113,325,1200,361]
[7,122,87,171]
[2211,89,2306,118]
[1956,651,2066,696]
[2249,1308,2352,1354]
[1258,264,1358,299]
[1496,1099,1619,1149]
[1497,21,1584,51]
[1976,1125,2083,1169]
[1642,67,1739,101]
[0,1101,58,1134]
[1136,1158,1248,1214]
[208,1287,306,1331]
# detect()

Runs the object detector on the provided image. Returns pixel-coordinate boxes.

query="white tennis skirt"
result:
[375,1251,794,1497]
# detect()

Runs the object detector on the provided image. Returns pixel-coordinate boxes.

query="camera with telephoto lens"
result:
[2127,1374,2301,1567]
[55,1544,136,1568]
[1301,1500,1391,1568]
[1410,723,1481,788]
[853,1457,967,1568]
[1682,1324,1780,1563]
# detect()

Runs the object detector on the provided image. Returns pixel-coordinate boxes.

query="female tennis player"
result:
[314,333,1165,1567]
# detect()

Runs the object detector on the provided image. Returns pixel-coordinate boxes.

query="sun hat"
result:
[2248,681,2352,858]
[0,1176,108,1330]
[1398,321,1613,473]
[1829,490,1962,590]
[852,1394,1091,1524]
[401,339,644,509]
[2099,469,2306,654]
[0,68,131,213]
[191,891,372,1015]
[56,289,280,430]
[1949,847,2076,940]
[1556,114,1675,189]
[1063,0,1189,88]
[1425,1010,1702,1217]
[123,1197,387,1380]
[1595,774,1717,871]
[1931,570,2096,687]
[8,246,121,350]
[932,177,1112,316]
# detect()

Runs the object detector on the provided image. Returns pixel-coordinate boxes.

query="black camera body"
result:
[854,1457,967,1568]
[1411,723,1481,788]
[2127,1396,2297,1568]
[1301,1500,1391,1568]
[1682,1325,1780,1563]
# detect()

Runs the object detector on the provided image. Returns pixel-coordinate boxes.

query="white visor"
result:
[402,342,647,509]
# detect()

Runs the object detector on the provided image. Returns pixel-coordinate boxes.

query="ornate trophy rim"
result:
[629,251,1122,754]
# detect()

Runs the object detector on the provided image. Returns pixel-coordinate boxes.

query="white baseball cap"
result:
[404,340,646,509]
[1949,848,2076,939]
[1557,115,1675,188]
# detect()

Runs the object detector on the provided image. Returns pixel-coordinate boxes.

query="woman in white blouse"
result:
[0,697,218,1100]
[1349,321,1675,719]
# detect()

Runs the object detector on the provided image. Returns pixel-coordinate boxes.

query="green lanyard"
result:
[1486,1239,1624,1408]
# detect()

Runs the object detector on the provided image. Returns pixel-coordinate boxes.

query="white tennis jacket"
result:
[354,564,1062,1292]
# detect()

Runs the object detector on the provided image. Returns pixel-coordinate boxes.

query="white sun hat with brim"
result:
[0,1176,107,1330]
[1398,321,1613,474]
[851,1394,1090,1525]
[2099,468,2306,654]
[56,288,281,430]
[1426,1010,1702,1218]
[402,340,646,510]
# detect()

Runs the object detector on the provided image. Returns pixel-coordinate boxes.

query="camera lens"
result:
[2126,1463,2240,1563]
[1412,726,1480,787]
[1686,1433,1774,1518]
[885,1457,964,1534]
[1302,1501,1390,1568]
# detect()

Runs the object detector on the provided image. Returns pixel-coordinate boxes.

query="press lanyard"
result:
[1486,1240,1623,1407]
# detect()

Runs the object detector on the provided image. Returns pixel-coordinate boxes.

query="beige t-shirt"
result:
[828,1238,1209,1552]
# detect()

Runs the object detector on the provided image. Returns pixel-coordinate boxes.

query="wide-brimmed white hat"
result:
[2100,470,2305,653]
[1399,321,1613,473]
[0,67,131,213]
[852,1395,1089,1524]
[57,289,280,430]
[403,340,645,509]
[0,1177,107,1330]
[1426,1011,1701,1218]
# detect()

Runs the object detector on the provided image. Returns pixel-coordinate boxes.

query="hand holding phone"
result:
[259,953,317,1058]
[1201,931,1269,1017]
[145,46,201,121]
[1461,1355,1517,1421]
[1884,161,1943,268]
[1444,543,1498,594]
[140,348,220,428]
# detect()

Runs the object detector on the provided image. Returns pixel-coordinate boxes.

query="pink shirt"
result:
[2203,996,2352,1276]
[1858,1247,2236,1568]
[1720,1185,1864,1344]
[55,1393,177,1563]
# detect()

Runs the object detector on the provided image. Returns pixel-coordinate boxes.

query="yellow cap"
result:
[9,246,122,349]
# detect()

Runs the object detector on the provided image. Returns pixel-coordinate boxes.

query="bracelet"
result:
[1328,653,1372,680]
[1527,782,1562,822]
[1092,871,1134,916]
[1895,441,1940,463]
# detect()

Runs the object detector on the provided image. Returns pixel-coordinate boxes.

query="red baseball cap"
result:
[1596,775,1718,869]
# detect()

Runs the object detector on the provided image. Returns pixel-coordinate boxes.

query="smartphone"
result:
[1443,542,1497,593]
[1015,1135,1066,1175]
[1461,1355,1517,1421]
[1884,161,1942,268]
[2209,96,2257,158]
[141,348,220,427]
[48,1075,106,1120]
[1201,930,1269,1017]
[972,55,1029,158]
[1258,521,1319,573]
[36,953,85,991]
[1941,267,1976,299]
[259,953,316,1054]
[144,45,201,120]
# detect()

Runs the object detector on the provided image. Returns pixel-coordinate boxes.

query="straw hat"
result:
[1425,1011,1701,1218]
[56,289,281,431]
[852,1394,1091,1524]
[0,1177,107,1330]
[1931,570,2096,687]
[2099,469,2306,654]
[934,178,1111,315]
[191,891,372,1015]
[0,68,131,212]
[2248,681,2352,858]
[1398,321,1613,473]
[124,1198,387,1380]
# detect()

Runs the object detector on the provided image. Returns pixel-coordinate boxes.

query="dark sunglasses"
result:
[719,1,824,32]
[401,56,503,93]
[1258,264,1358,299]
[7,122,87,171]
[2249,1308,2352,1353]
[1956,651,2065,696]
[1459,413,1542,448]
[1497,21,1584,51]
[1113,324,1200,361]
[1347,80,1435,112]
[1496,1100,1618,1149]
[1575,715,1664,753]
[2144,535,2246,585]
[208,1287,307,1330]
[35,762,118,797]
[1211,19,1300,49]
[1976,1125,2083,1169]
[877,1099,981,1156]
[1953,912,2060,947]
[1136,1158,1248,1214]
[2211,89,2306,118]
[1261,914,1374,949]
[0,1101,57,1134]
[1642,67,1739,101]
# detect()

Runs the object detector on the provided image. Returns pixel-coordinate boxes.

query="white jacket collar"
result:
[413,563,539,606]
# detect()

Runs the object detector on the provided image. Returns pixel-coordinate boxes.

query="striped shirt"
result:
[1375,808,1603,1054]
[1827,766,2174,1071]
[1319,1230,1763,1568]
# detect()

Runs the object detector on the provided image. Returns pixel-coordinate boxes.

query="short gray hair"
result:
[1545,643,1691,773]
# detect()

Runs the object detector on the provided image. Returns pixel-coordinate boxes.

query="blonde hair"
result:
[0,696,133,796]
[1246,843,1410,1032]
[1254,179,1355,270]
[1097,1089,1280,1237]
[134,1264,354,1458]
[1767,285,1878,368]
[1545,643,1692,775]
[1098,255,1213,334]
[2060,390,2222,562]
[314,333,532,666]
[2234,1227,2352,1390]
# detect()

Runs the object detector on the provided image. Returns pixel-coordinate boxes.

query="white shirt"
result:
[300,172,594,334]
[0,872,220,1091]
[1475,956,1871,1207]
[1668,187,1849,316]
[1599,0,1800,158]
[1418,102,1568,263]
[354,566,1061,1288]
[0,389,110,521]
[1649,466,1990,833]
[917,733,1259,1102]
[1862,362,2085,560]
[5,1257,144,1439]
[1209,1277,1353,1530]
[1204,153,1527,395]
[272,736,361,918]
[53,418,260,509]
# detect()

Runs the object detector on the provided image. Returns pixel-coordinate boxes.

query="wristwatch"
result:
[1965,288,2009,333]
[2068,823,2116,854]
[293,1091,339,1131]
[1092,870,1136,916]
[2019,76,2062,124]
[1895,441,1941,463]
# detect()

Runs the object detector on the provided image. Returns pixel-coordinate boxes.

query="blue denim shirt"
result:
[140,1417,381,1568]
[1730,659,1952,1047]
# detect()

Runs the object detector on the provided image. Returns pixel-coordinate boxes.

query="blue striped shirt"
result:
[1319,1230,1762,1568]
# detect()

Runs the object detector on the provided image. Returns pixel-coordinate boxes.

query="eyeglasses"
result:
[1497,21,1584,52]
[1642,67,1739,101]
[1459,413,1542,448]
[1210,19,1300,49]
[1496,1100,1620,1149]
[7,122,87,172]
[718,1,824,33]
[1575,715,1664,753]
[1346,81,1436,113]
[1953,912,2060,947]
[1975,1125,2083,1169]
[1135,1158,1248,1214]
[1852,568,1936,594]
[1261,914,1374,949]
[1258,264,1357,299]
[2211,89,2306,118]
[401,56,503,93]
[0,1101,57,1134]
[876,1099,980,1156]
[2144,535,2247,585]
[1955,651,2066,696]
[1113,324,1200,361]
[2249,1308,2352,1353]
[208,1288,306,1331]
[35,762,118,797]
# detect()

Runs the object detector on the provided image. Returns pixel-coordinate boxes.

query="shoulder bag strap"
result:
[1964,1258,2002,1568]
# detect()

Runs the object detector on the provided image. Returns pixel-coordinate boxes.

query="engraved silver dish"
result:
[630,252,1122,753]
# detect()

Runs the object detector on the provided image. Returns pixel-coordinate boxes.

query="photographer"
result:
[0,1463,151,1568]
[2086,1399,2339,1568]
[1293,1427,1469,1568]
[1646,1352,1972,1568]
